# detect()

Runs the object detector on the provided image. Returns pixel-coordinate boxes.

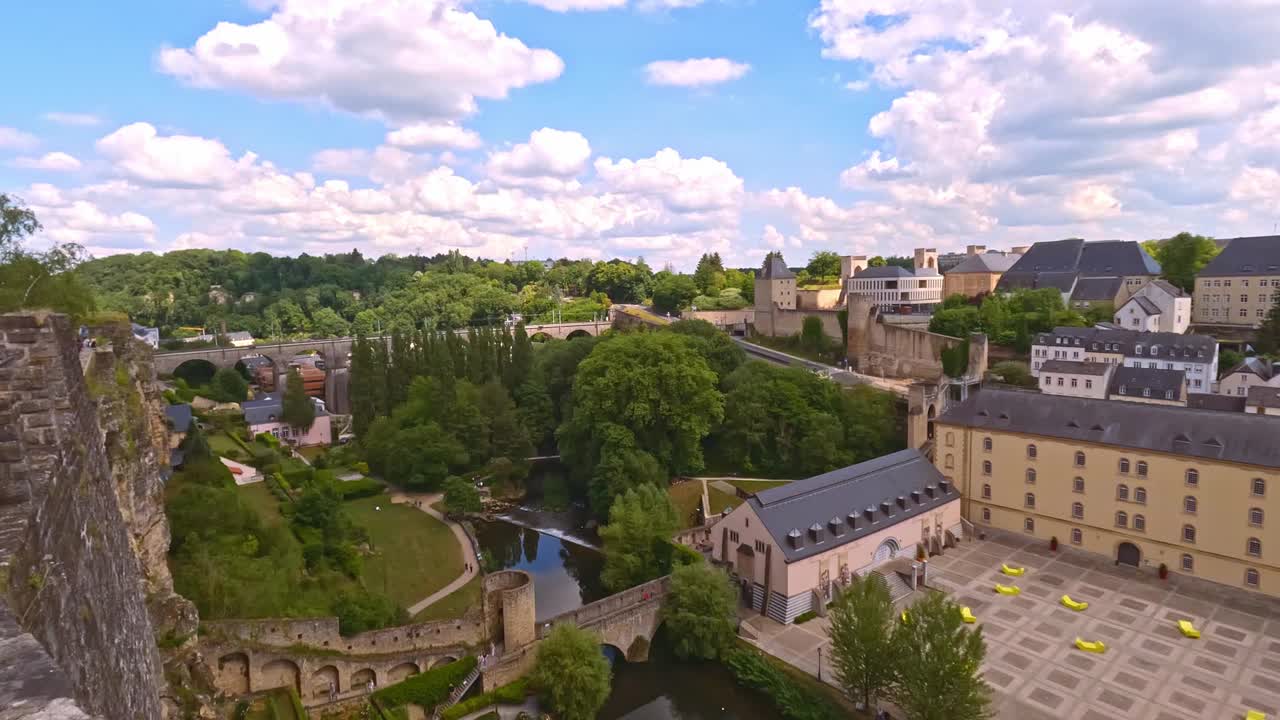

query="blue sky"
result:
[2,1,1279,269]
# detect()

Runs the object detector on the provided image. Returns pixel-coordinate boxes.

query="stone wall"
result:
[752,307,844,340]
[0,312,165,720]
[846,296,988,381]
[201,610,485,656]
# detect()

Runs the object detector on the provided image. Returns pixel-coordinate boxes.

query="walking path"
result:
[390,492,479,616]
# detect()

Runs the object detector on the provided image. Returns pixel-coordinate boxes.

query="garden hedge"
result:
[372,657,477,710]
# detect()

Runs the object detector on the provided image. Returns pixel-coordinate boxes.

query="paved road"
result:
[390,492,478,616]
[732,338,911,397]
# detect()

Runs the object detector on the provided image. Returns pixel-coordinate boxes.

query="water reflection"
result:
[600,644,782,720]
[472,520,607,621]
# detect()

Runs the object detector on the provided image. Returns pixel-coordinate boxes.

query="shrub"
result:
[725,648,842,720]
[354,461,370,475]
[282,466,314,488]
[257,432,281,448]
[441,680,530,720]
[793,611,817,624]
[337,479,386,501]
[373,657,477,709]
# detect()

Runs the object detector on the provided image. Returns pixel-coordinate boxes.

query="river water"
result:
[472,516,783,720]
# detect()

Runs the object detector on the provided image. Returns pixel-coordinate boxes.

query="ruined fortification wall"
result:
[0,312,166,720]
[202,610,485,656]
[752,307,844,340]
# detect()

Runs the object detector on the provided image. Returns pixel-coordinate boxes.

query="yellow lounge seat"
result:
[1178,619,1201,639]
[1061,595,1089,611]
[1074,637,1106,653]
[1245,711,1266,720]
[961,607,976,624]
[1001,563,1025,576]
[994,583,1021,595]
[901,610,909,623]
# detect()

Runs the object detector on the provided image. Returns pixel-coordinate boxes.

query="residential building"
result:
[226,331,255,348]
[163,403,193,469]
[242,393,332,447]
[754,256,796,311]
[1219,357,1279,397]
[1192,234,1280,329]
[936,388,1280,597]
[711,449,960,623]
[996,238,1161,307]
[130,323,159,349]
[1246,386,1280,416]
[1108,366,1187,406]
[1030,327,1218,394]
[942,251,1021,299]
[1037,359,1112,399]
[1114,280,1191,334]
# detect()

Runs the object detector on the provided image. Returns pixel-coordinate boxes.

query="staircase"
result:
[871,568,915,604]
[431,665,481,720]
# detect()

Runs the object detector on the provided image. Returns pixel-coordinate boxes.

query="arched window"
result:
[1024,493,1036,509]
[1251,508,1264,527]
[983,437,993,452]
[1185,469,1199,486]
[1182,524,1197,544]
[1072,502,1084,519]
[1248,538,1262,557]
[1026,468,1037,484]
[1246,568,1260,588]
[1024,517,1035,532]
[982,460,992,475]
[945,431,954,447]
[1184,496,1198,514]
[981,507,991,522]
[1135,487,1148,504]
[1253,478,1267,496]
[1116,484,1129,501]
[982,484,991,499]
[1115,511,1128,527]
[1181,554,1194,572]
[944,454,954,469]
[1072,477,1085,494]
[1074,451,1086,467]
[1119,458,1130,473]
[1070,528,1082,544]
[1136,461,1148,477]
[1027,443,1037,459]
[1133,515,1146,531]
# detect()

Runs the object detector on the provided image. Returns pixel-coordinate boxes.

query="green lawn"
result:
[297,446,327,462]
[668,481,743,529]
[207,431,243,458]
[727,479,792,494]
[412,574,482,622]
[345,496,464,610]
[238,482,287,527]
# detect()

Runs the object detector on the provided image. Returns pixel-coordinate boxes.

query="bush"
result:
[441,680,530,720]
[257,432,281,448]
[283,466,315,488]
[354,461,370,475]
[373,657,477,709]
[793,611,817,624]
[337,479,386,501]
[725,648,842,720]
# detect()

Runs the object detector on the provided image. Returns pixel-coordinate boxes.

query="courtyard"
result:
[743,532,1280,720]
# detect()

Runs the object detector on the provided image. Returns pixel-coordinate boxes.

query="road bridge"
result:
[732,338,910,397]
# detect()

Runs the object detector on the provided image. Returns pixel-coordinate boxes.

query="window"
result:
[1253,478,1266,496]
[1074,451,1086,467]
[981,507,991,522]
[1072,502,1084,519]
[983,437,992,452]
[983,460,992,476]
[1183,496,1197,514]
[1182,524,1197,543]
[1073,477,1085,493]
[982,483,991,499]
[1115,511,1128,528]
[1027,444,1037,459]
[1024,493,1036,509]
[1251,507,1264,527]
[1143,388,1151,397]
[1070,528,1082,544]
[1246,568,1260,588]
[1135,487,1148,504]
[1116,484,1130,501]
[1024,517,1035,533]
[1133,514,1145,532]
[754,540,766,554]
[945,432,954,447]
[1136,461,1148,477]
[1042,375,1051,386]
[729,530,740,543]
[1085,379,1093,390]
[944,454,954,469]
[1181,554,1194,572]
[1119,458,1130,474]
[1057,377,1064,387]
[1026,468,1037,484]
[1241,308,1249,318]
[1248,538,1262,558]
[1242,294,1249,303]
[1071,378,1078,388]
[1186,469,1198,486]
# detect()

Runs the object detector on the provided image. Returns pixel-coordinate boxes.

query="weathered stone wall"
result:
[846,297,989,381]
[201,610,485,656]
[752,307,844,340]
[0,312,165,720]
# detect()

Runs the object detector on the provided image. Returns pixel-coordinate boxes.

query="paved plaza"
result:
[743,532,1280,719]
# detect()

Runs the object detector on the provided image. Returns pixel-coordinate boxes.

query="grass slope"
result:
[345,496,464,610]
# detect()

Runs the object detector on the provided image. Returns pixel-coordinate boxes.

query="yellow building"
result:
[1192,234,1280,329]
[941,251,1020,299]
[935,388,1280,596]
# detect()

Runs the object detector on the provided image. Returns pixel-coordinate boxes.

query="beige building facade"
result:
[1192,234,1280,329]
[936,389,1280,597]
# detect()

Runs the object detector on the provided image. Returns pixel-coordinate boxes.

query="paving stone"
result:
[1046,668,1080,690]
[1215,624,1249,643]
[1076,584,1107,599]
[1141,638,1175,656]
[1125,654,1161,675]
[983,667,1015,689]
[1241,696,1278,714]
[1038,574,1065,587]
[1120,597,1150,612]
[1097,687,1135,712]
[1191,654,1229,676]
[1151,711,1194,720]
[1022,584,1051,598]
[1091,622,1129,642]
[1259,655,1280,675]
[1252,673,1280,695]
[995,608,1022,623]
[1178,673,1217,695]
[1106,610,1137,625]
[1216,608,1265,631]
[1001,650,1033,670]
[1204,639,1240,658]
[1065,652,1098,672]
[1027,686,1063,710]
[1019,636,1050,654]
[1167,689,1206,714]
[1033,621,1065,638]
[1012,596,1036,610]
[1111,670,1148,692]
[1081,710,1119,720]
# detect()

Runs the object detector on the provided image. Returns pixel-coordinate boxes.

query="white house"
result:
[1219,357,1280,397]
[1030,327,1218,394]
[1037,359,1112,399]
[1113,280,1191,334]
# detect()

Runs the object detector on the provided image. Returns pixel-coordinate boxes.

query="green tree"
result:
[505,322,534,390]
[828,574,899,711]
[1147,232,1219,292]
[585,259,652,304]
[893,592,993,720]
[805,251,842,281]
[667,318,745,381]
[282,369,316,431]
[531,624,613,720]
[442,476,482,514]
[180,419,212,462]
[349,335,378,439]
[693,252,726,296]
[662,562,737,660]
[867,256,888,267]
[929,307,981,338]
[800,315,828,355]
[652,271,699,315]
[987,361,1036,388]
[310,306,350,337]
[212,367,249,402]
[599,485,679,591]
[0,194,94,317]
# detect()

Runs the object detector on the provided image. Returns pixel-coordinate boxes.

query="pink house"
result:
[241,393,332,447]
[711,449,961,623]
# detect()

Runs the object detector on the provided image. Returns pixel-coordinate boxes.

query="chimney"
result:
[846,512,859,530]
[925,484,936,498]
[864,506,876,523]
[787,528,803,549]
[809,523,824,543]
[1011,245,1030,255]
[896,495,907,509]
[966,244,987,256]
[829,517,845,536]
[910,490,921,504]
[939,480,951,494]
[880,501,892,517]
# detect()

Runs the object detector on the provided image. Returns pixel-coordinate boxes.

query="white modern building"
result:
[1030,327,1218,394]
[1114,280,1191,334]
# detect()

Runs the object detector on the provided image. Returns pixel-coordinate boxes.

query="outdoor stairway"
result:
[431,665,481,720]
[871,567,915,604]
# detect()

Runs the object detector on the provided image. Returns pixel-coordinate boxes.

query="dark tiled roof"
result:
[1078,240,1161,275]
[1200,235,1280,277]
[939,388,1280,468]
[946,253,1020,274]
[1147,279,1188,298]
[240,355,274,370]
[996,239,1158,294]
[164,403,193,433]
[242,393,283,426]
[1034,327,1216,360]
[1004,238,1086,274]
[1110,366,1186,400]
[1188,394,1247,413]
[1038,359,1112,376]
[1131,296,1162,315]
[1071,276,1123,302]
[1225,356,1275,381]
[748,449,958,563]
[855,266,916,279]
[1247,385,1280,409]
[761,256,796,279]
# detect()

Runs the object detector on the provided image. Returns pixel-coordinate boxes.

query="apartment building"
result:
[1114,279,1191,334]
[1192,235,1280,329]
[996,239,1161,307]
[1030,326,1218,394]
[1037,359,1112,399]
[942,251,1021,299]
[935,388,1280,596]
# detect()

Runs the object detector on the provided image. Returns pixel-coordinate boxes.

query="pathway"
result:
[389,492,479,616]
[732,338,912,397]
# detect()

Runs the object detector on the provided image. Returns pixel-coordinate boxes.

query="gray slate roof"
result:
[996,239,1159,294]
[946,252,1020,274]
[761,256,796,280]
[164,403,193,433]
[1110,366,1186,400]
[242,392,327,426]
[1078,240,1161,275]
[1147,279,1188,298]
[1247,385,1280,410]
[1131,296,1162,315]
[1225,356,1275,381]
[1200,235,1280,277]
[1071,276,1123,302]
[1038,359,1111,376]
[747,449,958,563]
[1034,327,1216,360]
[855,266,916,279]
[1187,394,1247,413]
[939,388,1280,468]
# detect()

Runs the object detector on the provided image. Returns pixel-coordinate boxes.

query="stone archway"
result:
[387,662,419,684]
[310,665,339,700]
[1117,541,1141,568]
[566,329,593,340]
[351,668,376,691]
[173,358,218,387]
[215,652,250,695]
[260,659,301,695]
[873,538,900,565]
[926,404,937,441]
[529,332,553,343]
[428,656,457,669]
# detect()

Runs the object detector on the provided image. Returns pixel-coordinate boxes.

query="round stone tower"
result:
[483,570,535,650]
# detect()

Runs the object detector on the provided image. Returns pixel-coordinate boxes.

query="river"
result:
[472,516,783,720]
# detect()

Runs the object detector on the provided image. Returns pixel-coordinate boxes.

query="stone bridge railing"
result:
[536,576,670,640]
[201,609,485,656]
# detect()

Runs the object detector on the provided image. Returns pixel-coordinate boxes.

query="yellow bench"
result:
[1061,595,1088,611]
[901,610,909,623]
[1001,563,1025,576]
[994,583,1021,595]
[1074,637,1106,653]
[961,607,976,624]
[1178,619,1201,639]
[1245,711,1266,720]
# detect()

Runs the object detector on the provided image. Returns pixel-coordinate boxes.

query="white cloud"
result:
[311,145,422,184]
[11,152,83,172]
[1064,184,1123,220]
[96,123,244,187]
[594,148,743,211]
[157,0,564,123]
[487,128,592,190]
[20,183,156,248]
[845,80,870,92]
[521,0,626,10]
[43,112,101,127]
[0,127,38,150]
[385,122,482,151]
[644,58,751,87]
